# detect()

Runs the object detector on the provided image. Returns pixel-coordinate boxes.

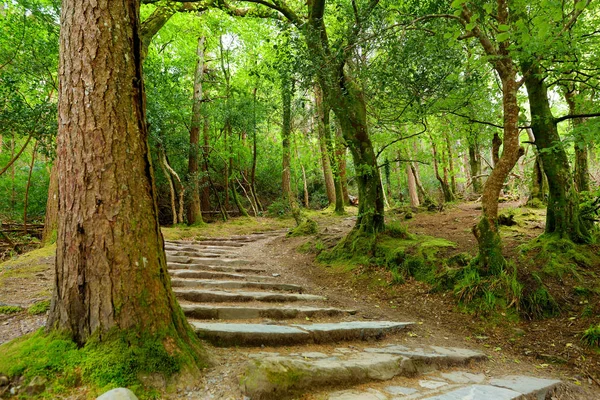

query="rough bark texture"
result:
[406,163,420,207]
[315,85,336,206]
[467,138,481,193]
[430,133,454,202]
[523,63,590,243]
[564,90,590,192]
[200,115,211,212]
[335,125,349,206]
[187,36,205,225]
[48,0,195,346]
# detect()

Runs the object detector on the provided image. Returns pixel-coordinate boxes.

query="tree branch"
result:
[555,112,600,124]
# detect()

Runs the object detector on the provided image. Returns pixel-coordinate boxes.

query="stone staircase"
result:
[165,232,564,400]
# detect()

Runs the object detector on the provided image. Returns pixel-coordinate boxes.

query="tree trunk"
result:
[429,132,454,202]
[187,36,205,225]
[250,87,263,212]
[468,136,482,193]
[406,163,420,207]
[42,164,59,245]
[200,115,211,212]
[335,124,350,206]
[525,129,546,205]
[474,72,524,275]
[315,85,336,207]
[523,62,590,243]
[23,141,38,234]
[564,90,590,192]
[48,0,201,355]
[159,147,178,225]
[281,70,302,225]
[444,130,457,195]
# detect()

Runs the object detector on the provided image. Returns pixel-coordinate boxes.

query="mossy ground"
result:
[0,327,207,399]
[161,216,293,241]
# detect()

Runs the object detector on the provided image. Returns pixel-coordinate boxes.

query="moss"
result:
[287,219,318,237]
[0,305,23,314]
[0,327,204,399]
[582,323,600,348]
[28,300,50,315]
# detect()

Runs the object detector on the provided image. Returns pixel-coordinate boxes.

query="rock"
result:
[241,352,415,399]
[0,375,8,387]
[440,371,485,384]
[328,389,387,399]
[96,387,138,400]
[24,376,47,396]
[384,386,418,395]
[489,375,561,400]
[422,385,522,400]
[419,379,448,389]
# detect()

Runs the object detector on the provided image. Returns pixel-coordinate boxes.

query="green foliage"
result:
[287,219,318,237]
[0,305,23,314]
[266,198,291,218]
[0,328,195,399]
[581,323,600,349]
[384,221,411,239]
[28,300,50,315]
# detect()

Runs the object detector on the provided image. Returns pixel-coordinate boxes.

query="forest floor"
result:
[0,201,599,399]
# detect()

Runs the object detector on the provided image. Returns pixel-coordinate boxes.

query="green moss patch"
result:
[0,305,23,314]
[0,328,205,399]
[27,300,50,315]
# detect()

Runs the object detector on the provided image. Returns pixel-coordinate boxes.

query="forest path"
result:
[170,220,588,400]
[0,210,596,399]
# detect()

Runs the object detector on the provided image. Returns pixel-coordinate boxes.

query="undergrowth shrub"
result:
[582,323,600,348]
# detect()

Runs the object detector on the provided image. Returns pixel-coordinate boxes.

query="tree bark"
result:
[443,130,457,195]
[429,132,455,202]
[315,85,336,207]
[523,62,590,242]
[564,90,590,192]
[159,146,179,225]
[48,0,199,351]
[187,36,206,225]
[200,115,211,212]
[406,163,420,207]
[467,135,482,193]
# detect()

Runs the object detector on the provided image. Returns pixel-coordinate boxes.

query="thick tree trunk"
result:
[281,71,302,225]
[474,73,524,274]
[329,81,384,233]
[48,0,199,351]
[187,36,205,225]
[564,90,590,192]
[200,115,211,212]
[42,164,59,245]
[406,163,420,207]
[315,85,336,207]
[523,63,590,243]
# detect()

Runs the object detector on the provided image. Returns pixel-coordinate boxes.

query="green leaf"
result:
[497,32,510,42]
[498,24,510,32]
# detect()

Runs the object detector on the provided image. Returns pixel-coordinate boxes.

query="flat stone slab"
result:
[328,389,388,400]
[191,322,310,346]
[489,375,561,399]
[384,386,418,396]
[293,321,413,343]
[170,270,274,282]
[241,352,416,399]
[422,384,522,400]
[166,251,226,258]
[167,255,249,266]
[174,288,325,303]
[171,278,303,292]
[193,321,412,346]
[165,245,235,254]
[181,304,355,320]
[167,262,267,273]
[440,371,485,384]
[181,240,245,247]
[364,344,486,366]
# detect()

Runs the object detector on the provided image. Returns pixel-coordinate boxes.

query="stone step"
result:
[166,255,249,266]
[166,251,226,258]
[326,375,562,400]
[164,245,236,254]
[167,262,267,274]
[181,304,356,320]
[170,269,274,282]
[240,344,485,399]
[174,288,325,303]
[171,278,303,292]
[190,321,412,346]
[168,240,245,247]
